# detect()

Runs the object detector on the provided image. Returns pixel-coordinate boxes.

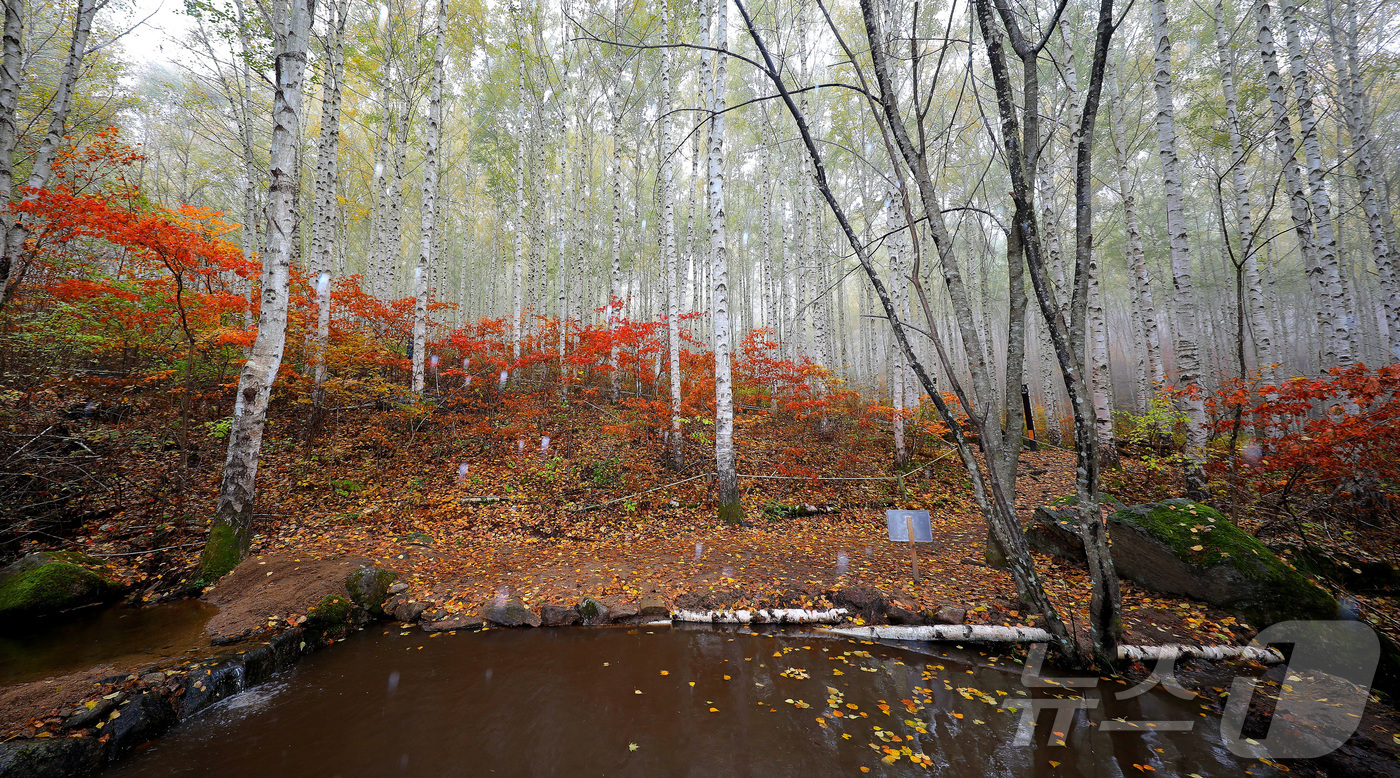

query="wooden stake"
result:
[906,514,919,581]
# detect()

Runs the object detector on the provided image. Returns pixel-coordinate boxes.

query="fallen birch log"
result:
[823,624,1055,642]
[1116,644,1284,664]
[821,625,1285,664]
[673,608,849,624]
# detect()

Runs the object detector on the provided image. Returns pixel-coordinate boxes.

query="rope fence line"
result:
[567,448,960,513]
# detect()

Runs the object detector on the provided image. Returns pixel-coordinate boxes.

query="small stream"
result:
[0,601,216,687]
[102,625,1275,777]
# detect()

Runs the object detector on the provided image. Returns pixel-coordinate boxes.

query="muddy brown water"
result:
[104,625,1276,777]
[0,601,217,687]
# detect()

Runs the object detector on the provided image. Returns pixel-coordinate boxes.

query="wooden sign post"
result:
[905,514,918,580]
[886,510,932,583]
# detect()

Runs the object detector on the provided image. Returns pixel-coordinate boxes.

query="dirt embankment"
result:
[199,553,371,643]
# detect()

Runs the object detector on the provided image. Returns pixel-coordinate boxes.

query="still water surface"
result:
[106,624,1274,777]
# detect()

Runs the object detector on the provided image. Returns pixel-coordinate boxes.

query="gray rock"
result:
[344,565,399,619]
[886,604,928,626]
[1024,505,1086,563]
[607,603,640,624]
[140,672,166,686]
[387,582,409,595]
[927,605,967,625]
[61,695,122,731]
[0,736,103,778]
[832,586,887,622]
[421,613,485,633]
[389,599,428,623]
[637,597,670,622]
[540,604,581,626]
[578,597,610,626]
[103,691,177,761]
[480,598,541,628]
[0,552,126,621]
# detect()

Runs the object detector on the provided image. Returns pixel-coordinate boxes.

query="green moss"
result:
[1113,500,1270,574]
[194,522,247,587]
[578,597,604,622]
[0,558,124,619]
[1111,499,1336,624]
[345,566,398,617]
[718,500,745,526]
[303,594,355,641]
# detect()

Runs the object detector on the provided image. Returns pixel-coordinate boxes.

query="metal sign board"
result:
[886,510,932,543]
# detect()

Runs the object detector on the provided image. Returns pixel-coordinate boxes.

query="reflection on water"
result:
[105,625,1276,777]
[0,600,217,687]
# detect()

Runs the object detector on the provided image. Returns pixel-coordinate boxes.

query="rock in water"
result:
[539,604,582,626]
[479,597,541,628]
[0,736,103,777]
[578,597,610,626]
[1108,499,1337,628]
[832,586,888,623]
[344,565,399,619]
[0,552,126,621]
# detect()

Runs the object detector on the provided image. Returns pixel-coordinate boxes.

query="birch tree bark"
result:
[1,0,101,309]
[1255,0,1350,367]
[511,30,528,371]
[308,0,349,431]
[198,0,313,581]
[1282,0,1353,364]
[1215,0,1275,381]
[709,0,741,524]
[1326,0,1400,358]
[1151,0,1208,496]
[412,0,446,395]
[0,0,21,270]
[660,0,683,470]
[1108,70,1165,407]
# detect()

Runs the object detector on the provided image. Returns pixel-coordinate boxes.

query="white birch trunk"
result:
[1282,0,1353,365]
[199,0,312,581]
[0,0,21,307]
[660,0,682,470]
[309,0,349,420]
[709,0,741,524]
[412,0,446,395]
[1215,0,1275,381]
[1151,0,1208,494]
[1255,0,1345,367]
[1,0,98,308]
[1327,0,1400,358]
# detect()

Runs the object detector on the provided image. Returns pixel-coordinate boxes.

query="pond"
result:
[105,625,1274,776]
[0,600,217,687]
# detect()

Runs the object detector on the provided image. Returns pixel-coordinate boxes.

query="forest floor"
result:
[5,382,1400,754]
[9,382,1377,647]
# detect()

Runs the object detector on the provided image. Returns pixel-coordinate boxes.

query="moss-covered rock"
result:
[1109,499,1337,628]
[578,597,609,626]
[302,594,356,642]
[0,552,126,621]
[344,565,398,618]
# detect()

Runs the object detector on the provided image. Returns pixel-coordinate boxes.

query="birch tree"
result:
[709,0,741,524]
[412,0,447,395]
[0,0,105,310]
[198,0,313,581]
[1150,0,1208,496]
[309,0,350,430]
[660,0,683,470]
[1325,0,1399,358]
[1255,0,1350,366]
